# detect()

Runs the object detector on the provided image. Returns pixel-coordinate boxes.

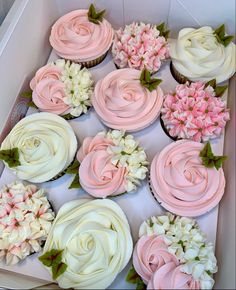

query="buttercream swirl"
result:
[170,26,236,83]
[43,198,133,289]
[49,10,114,62]
[150,140,225,216]
[0,113,77,183]
[93,69,164,131]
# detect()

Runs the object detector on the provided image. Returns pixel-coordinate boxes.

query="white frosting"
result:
[170,26,236,83]
[0,181,55,265]
[43,199,133,289]
[0,113,77,183]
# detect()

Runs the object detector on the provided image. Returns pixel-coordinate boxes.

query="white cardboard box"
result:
[0,0,235,289]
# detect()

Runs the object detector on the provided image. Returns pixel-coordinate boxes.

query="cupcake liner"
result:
[170,62,191,84]
[148,175,161,205]
[77,51,108,68]
[160,114,178,141]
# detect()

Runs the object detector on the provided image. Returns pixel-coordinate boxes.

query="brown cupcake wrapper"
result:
[160,114,179,142]
[76,52,108,68]
[170,62,191,84]
[148,175,161,205]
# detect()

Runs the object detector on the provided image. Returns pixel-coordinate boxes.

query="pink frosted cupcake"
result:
[49,4,114,67]
[127,213,218,289]
[0,181,54,265]
[27,59,94,119]
[150,140,226,217]
[161,81,230,142]
[93,68,163,131]
[70,130,148,198]
[112,22,169,73]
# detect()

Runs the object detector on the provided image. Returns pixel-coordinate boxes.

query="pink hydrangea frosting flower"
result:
[0,181,54,265]
[161,82,230,142]
[112,22,169,73]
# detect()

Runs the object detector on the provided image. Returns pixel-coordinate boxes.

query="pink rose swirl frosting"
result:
[79,150,127,198]
[150,140,225,216]
[147,264,200,289]
[92,69,163,131]
[133,235,179,284]
[30,64,62,90]
[49,10,114,62]
[77,135,114,163]
[32,79,70,115]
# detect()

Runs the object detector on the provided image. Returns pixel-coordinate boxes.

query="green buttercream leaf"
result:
[215,85,228,97]
[136,279,147,290]
[214,24,233,47]
[205,79,216,89]
[28,101,38,108]
[68,173,81,189]
[156,22,169,39]
[0,148,21,168]
[200,142,227,170]
[139,69,162,92]
[21,91,33,99]
[87,4,105,24]
[126,266,141,284]
[38,249,64,267]
[66,159,80,174]
[52,262,67,280]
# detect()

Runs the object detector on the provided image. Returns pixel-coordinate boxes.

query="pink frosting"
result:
[32,78,70,115]
[150,140,225,216]
[79,150,127,198]
[92,69,163,131]
[49,10,114,62]
[161,82,230,142]
[133,235,179,283]
[30,64,62,90]
[147,264,200,289]
[77,135,114,163]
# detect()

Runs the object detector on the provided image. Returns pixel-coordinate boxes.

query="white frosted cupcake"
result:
[0,181,54,265]
[170,25,235,83]
[0,112,77,182]
[39,199,133,289]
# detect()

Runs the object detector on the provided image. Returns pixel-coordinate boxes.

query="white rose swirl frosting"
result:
[170,26,236,83]
[49,10,114,62]
[150,140,225,216]
[93,69,164,131]
[43,199,133,289]
[0,112,77,183]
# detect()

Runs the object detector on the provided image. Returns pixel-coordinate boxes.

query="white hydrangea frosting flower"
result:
[55,59,93,117]
[0,181,55,265]
[102,130,149,192]
[138,213,217,289]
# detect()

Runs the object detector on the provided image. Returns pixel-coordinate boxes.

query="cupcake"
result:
[112,22,169,73]
[0,112,77,182]
[170,25,235,83]
[161,81,230,142]
[73,130,148,197]
[39,198,133,289]
[150,140,226,217]
[127,213,217,289]
[93,68,163,131]
[49,4,114,68]
[0,181,55,265]
[27,59,93,120]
